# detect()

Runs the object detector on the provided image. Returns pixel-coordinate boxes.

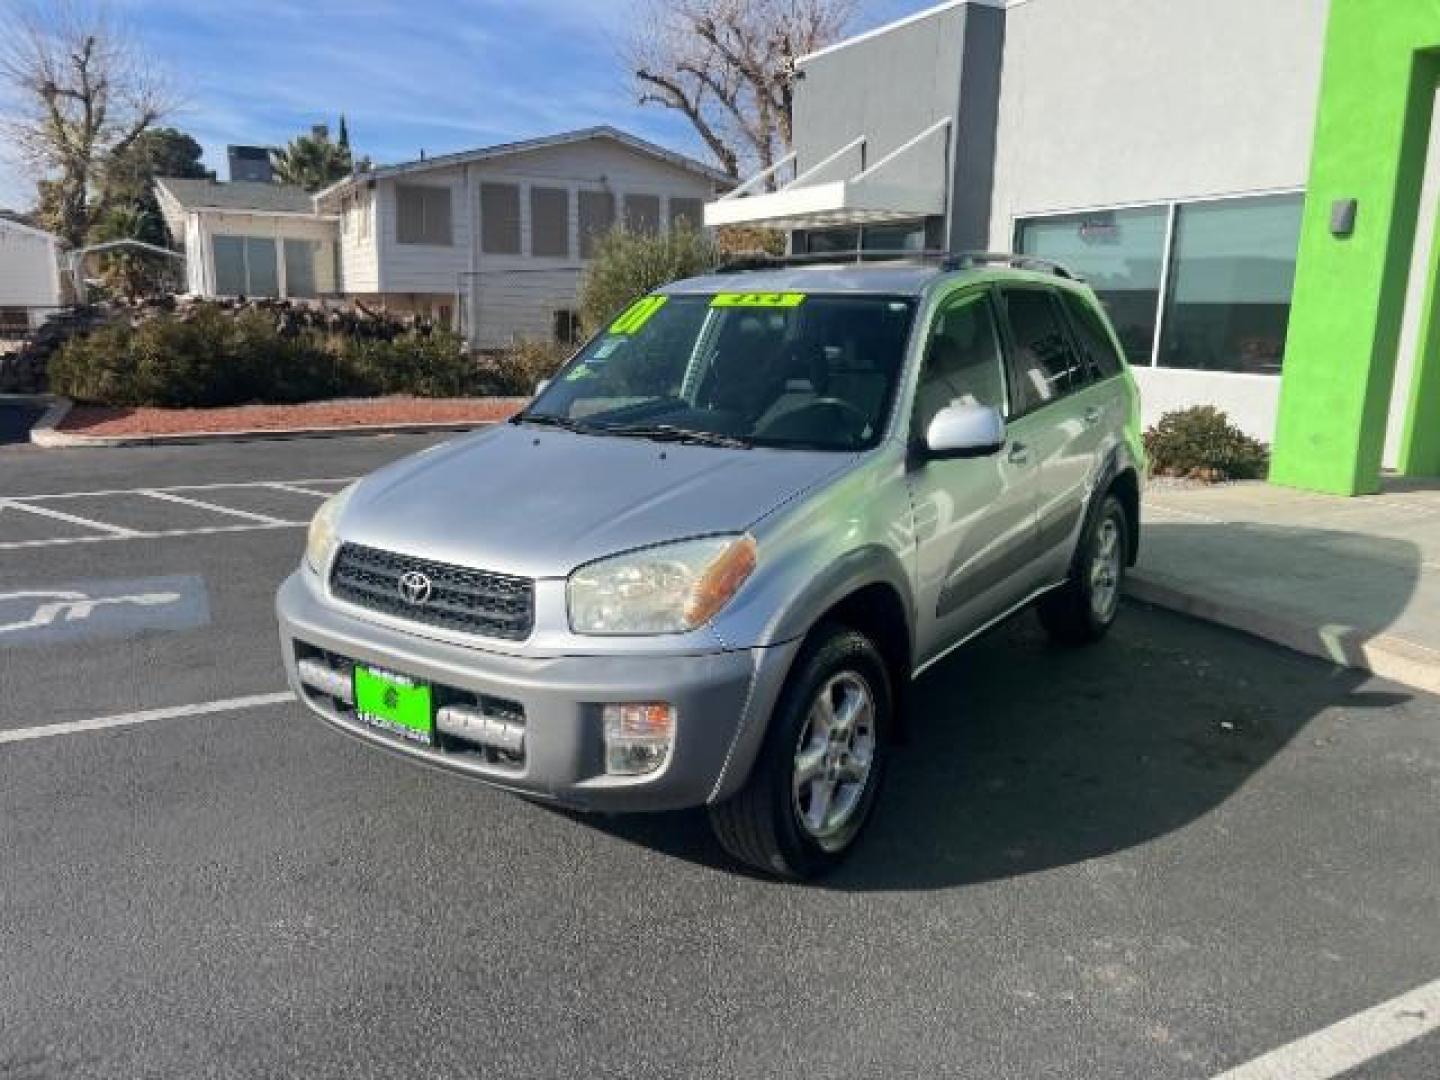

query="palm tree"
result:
[271,121,366,191]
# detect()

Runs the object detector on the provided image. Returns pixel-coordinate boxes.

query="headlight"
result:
[568,535,758,635]
[304,483,357,574]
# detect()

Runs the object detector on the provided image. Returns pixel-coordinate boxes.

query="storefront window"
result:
[1016,206,1167,367]
[1157,194,1303,375]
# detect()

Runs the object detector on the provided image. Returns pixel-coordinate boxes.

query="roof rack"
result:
[714,248,1080,280]
[714,249,952,274]
[939,251,1079,279]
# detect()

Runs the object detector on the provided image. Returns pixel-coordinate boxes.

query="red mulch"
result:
[59,397,530,437]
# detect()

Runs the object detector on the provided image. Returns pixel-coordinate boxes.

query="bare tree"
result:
[629,0,855,183]
[0,1,176,246]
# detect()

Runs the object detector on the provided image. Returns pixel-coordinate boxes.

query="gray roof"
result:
[155,178,315,214]
[317,125,731,200]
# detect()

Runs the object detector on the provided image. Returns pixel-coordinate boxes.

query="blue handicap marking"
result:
[0,575,210,648]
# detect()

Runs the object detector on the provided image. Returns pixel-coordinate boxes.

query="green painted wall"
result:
[1270,0,1440,495]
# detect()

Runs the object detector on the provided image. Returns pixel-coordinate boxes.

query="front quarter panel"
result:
[710,446,917,652]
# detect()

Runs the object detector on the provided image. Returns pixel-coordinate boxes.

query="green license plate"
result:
[354,666,434,746]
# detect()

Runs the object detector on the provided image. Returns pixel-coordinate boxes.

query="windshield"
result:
[521,292,917,451]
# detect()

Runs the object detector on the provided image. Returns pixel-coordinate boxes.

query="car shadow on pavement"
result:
[577,525,1420,891]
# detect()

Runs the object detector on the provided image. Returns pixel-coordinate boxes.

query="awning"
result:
[705,118,950,231]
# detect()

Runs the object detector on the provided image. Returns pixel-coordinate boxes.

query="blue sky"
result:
[0,0,930,211]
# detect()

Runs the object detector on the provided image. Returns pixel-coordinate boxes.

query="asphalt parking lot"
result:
[1,429,1438,1079]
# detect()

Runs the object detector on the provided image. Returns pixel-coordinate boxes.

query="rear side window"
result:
[1060,290,1126,380]
[1000,288,1087,412]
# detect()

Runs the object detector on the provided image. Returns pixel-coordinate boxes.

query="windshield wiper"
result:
[512,413,597,434]
[595,423,753,449]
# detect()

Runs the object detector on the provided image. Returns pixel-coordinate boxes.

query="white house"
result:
[314,126,729,347]
[0,216,64,337]
[154,178,339,301]
[158,126,729,349]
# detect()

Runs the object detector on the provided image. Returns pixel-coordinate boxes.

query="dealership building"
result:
[706,0,1440,495]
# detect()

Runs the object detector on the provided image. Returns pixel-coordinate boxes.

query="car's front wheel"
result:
[709,623,891,880]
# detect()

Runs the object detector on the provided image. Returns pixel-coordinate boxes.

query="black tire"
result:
[1039,492,1129,646]
[708,623,892,880]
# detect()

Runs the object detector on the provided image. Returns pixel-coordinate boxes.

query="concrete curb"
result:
[1127,570,1440,696]
[30,397,501,448]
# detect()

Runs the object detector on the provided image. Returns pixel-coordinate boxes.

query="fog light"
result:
[603,703,675,776]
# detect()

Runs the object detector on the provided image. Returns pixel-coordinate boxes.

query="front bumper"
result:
[275,572,799,812]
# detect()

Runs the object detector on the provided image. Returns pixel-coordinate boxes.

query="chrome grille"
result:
[330,543,534,641]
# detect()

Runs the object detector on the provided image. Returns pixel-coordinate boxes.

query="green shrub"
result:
[579,225,719,335]
[49,305,474,407]
[342,330,475,398]
[1144,406,1270,481]
[484,338,572,396]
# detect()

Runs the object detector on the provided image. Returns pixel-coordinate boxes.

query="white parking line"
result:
[1212,977,1440,1080]
[0,498,139,536]
[2,476,357,502]
[0,692,294,745]
[265,482,333,499]
[0,521,305,552]
[142,489,288,525]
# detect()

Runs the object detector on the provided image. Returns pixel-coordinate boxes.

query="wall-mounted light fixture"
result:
[1330,198,1358,238]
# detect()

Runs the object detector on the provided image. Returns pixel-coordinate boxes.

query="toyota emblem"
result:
[398,570,433,606]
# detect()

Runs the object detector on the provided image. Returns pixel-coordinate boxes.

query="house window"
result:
[1158,193,1304,375]
[668,197,704,231]
[624,194,661,235]
[578,190,616,259]
[480,182,522,255]
[1016,206,1168,368]
[0,308,29,335]
[396,184,453,246]
[553,309,581,345]
[530,186,570,257]
[284,239,320,298]
[212,235,279,297]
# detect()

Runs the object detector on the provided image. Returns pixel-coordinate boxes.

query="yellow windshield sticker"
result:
[710,292,807,309]
[609,295,668,334]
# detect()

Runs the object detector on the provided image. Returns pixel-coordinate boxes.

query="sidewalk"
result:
[1131,478,1440,694]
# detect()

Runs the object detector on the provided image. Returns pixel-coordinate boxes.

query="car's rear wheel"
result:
[1039,492,1128,645]
[708,623,891,880]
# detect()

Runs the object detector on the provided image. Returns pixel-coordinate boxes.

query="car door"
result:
[995,285,1095,583]
[906,286,1041,667]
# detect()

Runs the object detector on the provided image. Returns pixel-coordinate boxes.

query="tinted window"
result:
[396,185,453,246]
[530,187,570,257]
[913,291,1007,436]
[1158,193,1303,374]
[1016,206,1167,368]
[1060,290,1125,380]
[480,182,522,254]
[1001,288,1087,412]
[526,294,917,452]
[578,191,616,258]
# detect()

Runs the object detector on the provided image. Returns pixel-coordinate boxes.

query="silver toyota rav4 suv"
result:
[277,254,1144,879]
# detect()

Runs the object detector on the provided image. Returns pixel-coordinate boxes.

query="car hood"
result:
[339,423,854,578]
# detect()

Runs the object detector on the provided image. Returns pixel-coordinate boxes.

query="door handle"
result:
[1083,406,1103,425]
[1007,442,1029,465]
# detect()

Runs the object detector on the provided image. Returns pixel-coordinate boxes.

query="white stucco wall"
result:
[989,0,1331,444]
[1131,367,1283,442]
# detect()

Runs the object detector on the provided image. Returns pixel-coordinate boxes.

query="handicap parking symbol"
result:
[0,576,210,648]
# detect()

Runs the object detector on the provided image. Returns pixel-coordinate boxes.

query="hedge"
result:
[47,305,557,407]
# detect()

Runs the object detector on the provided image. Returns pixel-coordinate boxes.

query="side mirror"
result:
[534,379,551,396]
[922,403,1006,460]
